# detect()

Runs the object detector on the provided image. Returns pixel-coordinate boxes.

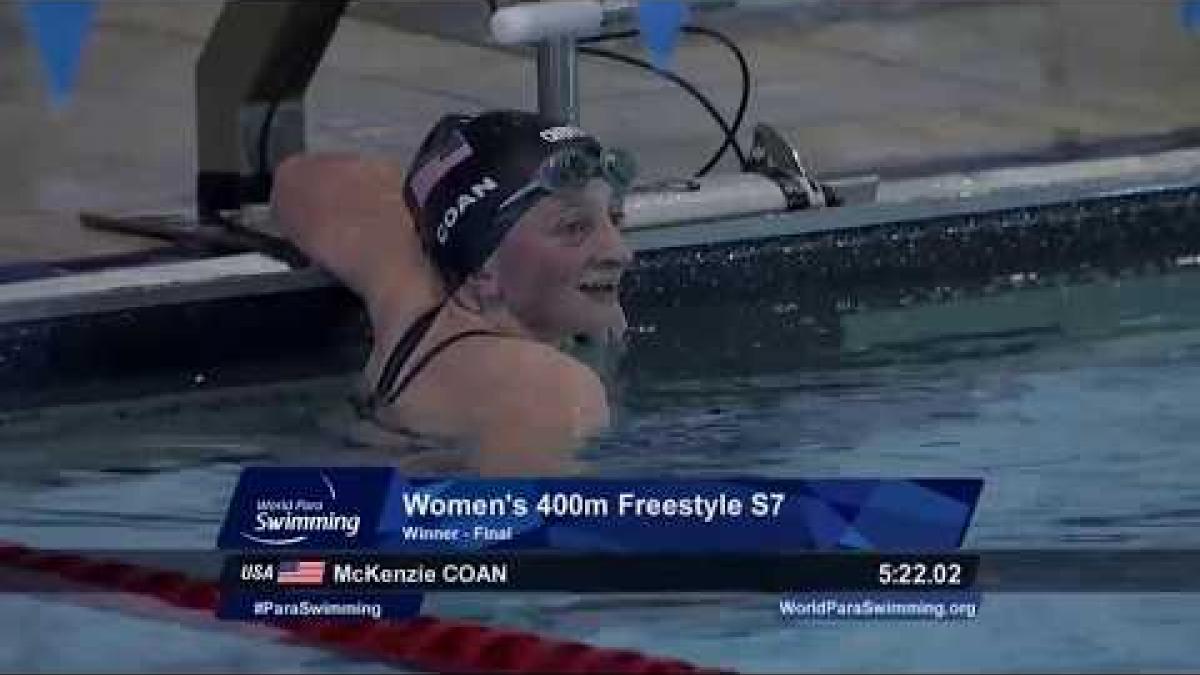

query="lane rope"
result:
[0,541,729,674]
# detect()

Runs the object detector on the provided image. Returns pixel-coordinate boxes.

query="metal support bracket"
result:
[746,123,835,209]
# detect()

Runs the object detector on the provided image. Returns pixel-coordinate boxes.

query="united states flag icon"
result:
[276,560,325,585]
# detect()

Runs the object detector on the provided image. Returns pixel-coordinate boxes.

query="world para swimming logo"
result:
[239,471,362,546]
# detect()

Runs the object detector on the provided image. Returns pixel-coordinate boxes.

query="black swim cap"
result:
[403,110,614,288]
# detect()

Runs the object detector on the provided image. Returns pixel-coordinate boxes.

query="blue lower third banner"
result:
[217,468,983,553]
[218,591,422,622]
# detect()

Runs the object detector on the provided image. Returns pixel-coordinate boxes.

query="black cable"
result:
[578,29,639,43]
[681,25,751,174]
[258,15,753,180]
[578,45,745,177]
[257,99,279,180]
[580,25,751,176]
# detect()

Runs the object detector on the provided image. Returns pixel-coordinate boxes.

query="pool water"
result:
[1,267,1200,672]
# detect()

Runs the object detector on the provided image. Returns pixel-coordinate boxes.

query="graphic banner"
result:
[217,468,983,553]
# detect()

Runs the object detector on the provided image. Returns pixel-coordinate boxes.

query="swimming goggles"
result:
[497,144,637,218]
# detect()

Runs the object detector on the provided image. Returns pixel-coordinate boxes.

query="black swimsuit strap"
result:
[371,302,444,404]
[359,292,513,417]
[380,329,503,406]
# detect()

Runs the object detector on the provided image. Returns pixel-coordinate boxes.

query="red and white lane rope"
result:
[0,541,729,674]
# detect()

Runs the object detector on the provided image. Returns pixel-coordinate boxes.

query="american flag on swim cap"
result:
[404,110,604,287]
[408,129,473,209]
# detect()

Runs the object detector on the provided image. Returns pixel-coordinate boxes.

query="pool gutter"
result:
[3,148,1200,408]
[5,147,1200,324]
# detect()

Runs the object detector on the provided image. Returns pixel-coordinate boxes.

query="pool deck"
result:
[2,0,1200,264]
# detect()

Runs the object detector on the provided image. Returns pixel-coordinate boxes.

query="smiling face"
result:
[488,179,633,346]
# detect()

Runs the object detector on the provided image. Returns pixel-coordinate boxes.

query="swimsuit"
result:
[354,303,505,419]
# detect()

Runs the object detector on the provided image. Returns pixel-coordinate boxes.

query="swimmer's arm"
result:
[272,153,440,311]
[470,363,609,477]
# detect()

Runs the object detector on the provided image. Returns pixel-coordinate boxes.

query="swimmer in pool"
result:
[273,110,635,475]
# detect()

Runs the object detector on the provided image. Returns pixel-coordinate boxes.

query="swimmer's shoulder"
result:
[425,336,607,474]
[432,336,609,425]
